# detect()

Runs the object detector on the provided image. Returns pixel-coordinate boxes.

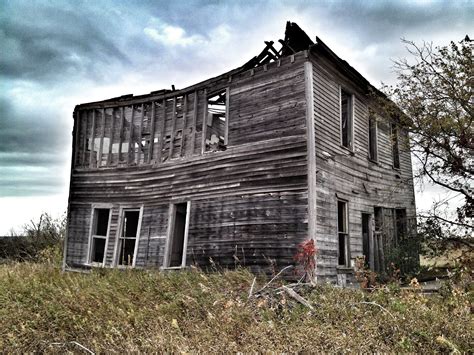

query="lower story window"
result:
[89,208,110,264]
[337,200,350,266]
[117,209,141,266]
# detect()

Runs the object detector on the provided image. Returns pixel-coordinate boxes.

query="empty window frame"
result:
[391,123,400,169]
[395,208,407,242]
[368,113,378,161]
[337,200,350,266]
[340,88,353,149]
[164,202,191,268]
[116,208,142,267]
[88,208,111,265]
[205,89,228,152]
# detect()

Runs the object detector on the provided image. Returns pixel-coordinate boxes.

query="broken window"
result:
[89,208,110,264]
[166,202,189,268]
[391,123,400,169]
[340,89,353,149]
[361,213,371,268]
[337,200,350,266]
[205,89,227,152]
[395,208,407,242]
[117,210,141,266]
[368,113,378,161]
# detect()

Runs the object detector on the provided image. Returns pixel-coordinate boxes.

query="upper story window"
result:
[391,123,400,169]
[340,88,353,150]
[205,89,228,152]
[368,113,378,161]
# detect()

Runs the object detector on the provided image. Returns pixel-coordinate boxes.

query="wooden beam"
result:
[156,100,166,164]
[80,111,88,167]
[106,108,114,166]
[180,94,188,157]
[118,106,125,163]
[201,89,208,155]
[147,102,156,164]
[190,90,198,156]
[89,109,96,168]
[136,104,144,164]
[128,105,135,164]
[169,96,177,158]
[97,108,105,168]
[224,87,230,146]
[73,111,80,168]
[304,61,318,281]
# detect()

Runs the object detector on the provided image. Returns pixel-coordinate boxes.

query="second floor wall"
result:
[72,52,308,171]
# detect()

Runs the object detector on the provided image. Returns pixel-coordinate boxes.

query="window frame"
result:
[113,205,144,268]
[86,204,113,267]
[337,199,351,267]
[203,87,229,154]
[368,112,378,162]
[339,87,354,151]
[391,123,401,169]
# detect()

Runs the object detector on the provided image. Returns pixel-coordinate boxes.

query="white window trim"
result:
[163,201,191,269]
[113,205,144,268]
[339,86,355,152]
[86,203,113,267]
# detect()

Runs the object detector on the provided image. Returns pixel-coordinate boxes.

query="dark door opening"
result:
[169,203,188,267]
[118,210,140,266]
[362,213,371,268]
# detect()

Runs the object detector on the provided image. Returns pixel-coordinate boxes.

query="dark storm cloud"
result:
[0,1,129,82]
[0,0,472,204]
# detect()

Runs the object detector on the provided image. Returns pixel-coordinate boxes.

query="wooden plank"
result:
[73,110,80,168]
[147,102,156,164]
[89,109,96,168]
[201,89,208,155]
[224,87,230,146]
[180,94,188,157]
[106,109,114,166]
[169,97,177,158]
[137,104,144,164]
[128,105,135,164]
[118,106,125,163]
[81,111,88,167]
[98,108,105,168]
[190,90,198,155]
[305,61,317,261]
[157,100,166,164]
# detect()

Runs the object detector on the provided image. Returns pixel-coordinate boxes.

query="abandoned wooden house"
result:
[63,22,417,284]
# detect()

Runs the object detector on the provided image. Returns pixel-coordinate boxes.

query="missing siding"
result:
[205,90,227,152]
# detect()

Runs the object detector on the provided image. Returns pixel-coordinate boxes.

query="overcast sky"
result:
[0,0,472,234]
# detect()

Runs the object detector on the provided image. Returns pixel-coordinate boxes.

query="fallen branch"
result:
[48,341,95,354]
[248,276,256,299]
[282,285,314,310]
[254,265,293,294]
[356,301,395,319]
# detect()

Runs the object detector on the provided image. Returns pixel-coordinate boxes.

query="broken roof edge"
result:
[74,22,391,114]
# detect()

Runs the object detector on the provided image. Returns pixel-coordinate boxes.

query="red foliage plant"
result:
[294,239,317,279]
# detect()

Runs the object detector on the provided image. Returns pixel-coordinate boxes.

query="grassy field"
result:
[0,256,472,353]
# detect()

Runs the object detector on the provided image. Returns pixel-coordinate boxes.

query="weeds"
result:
[0,262,472,353]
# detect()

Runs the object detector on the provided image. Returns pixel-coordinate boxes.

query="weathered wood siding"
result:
[66,53,310,273]
[310,53,416,282]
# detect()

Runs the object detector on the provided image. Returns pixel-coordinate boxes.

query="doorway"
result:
[165,202,190,268]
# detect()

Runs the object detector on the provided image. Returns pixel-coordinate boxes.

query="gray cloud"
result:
[0,0,472,208]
